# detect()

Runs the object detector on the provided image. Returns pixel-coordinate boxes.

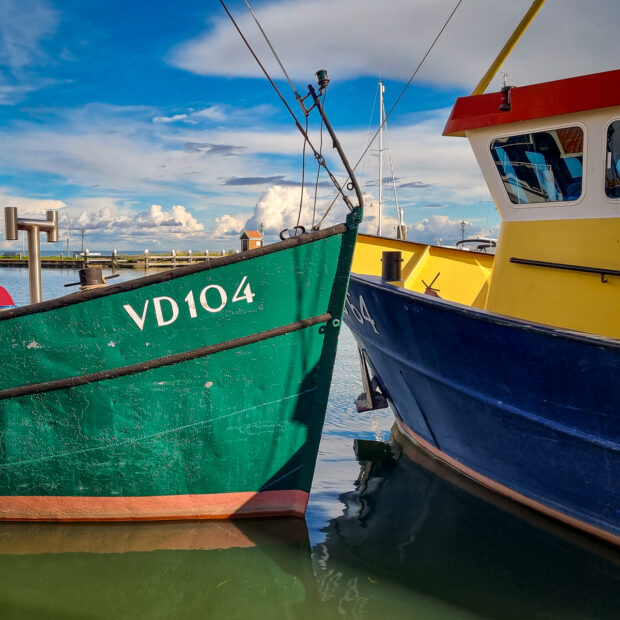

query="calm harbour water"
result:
[0,266,618,619]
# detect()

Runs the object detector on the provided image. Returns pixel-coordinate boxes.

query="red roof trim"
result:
[443,69,620,137]
[240,230,262,239]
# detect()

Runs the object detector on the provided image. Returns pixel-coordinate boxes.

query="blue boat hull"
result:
[344,274,620,544]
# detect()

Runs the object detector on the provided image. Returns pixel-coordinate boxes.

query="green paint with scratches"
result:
[0,218,359,500]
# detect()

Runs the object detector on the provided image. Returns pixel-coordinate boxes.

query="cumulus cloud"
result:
[134,204,204,234]
[74,206,131,230]
[210,184,351,238]
[245,185,340,235]
[0,199,206,251]
[212,213,250,238]
[245,185,306,234]
[408,214,486,245]
[65,201,205,244]
[359,198,401,236]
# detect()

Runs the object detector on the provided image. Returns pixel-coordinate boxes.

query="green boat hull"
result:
[0,217,359,520]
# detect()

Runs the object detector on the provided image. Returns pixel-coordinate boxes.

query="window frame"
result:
[489,123,587,208]
[604,118,620,201]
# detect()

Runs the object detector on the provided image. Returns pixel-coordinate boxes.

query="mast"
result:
[376,80,406,239]
[378,81,384,236]
[471,0,546,95]
[388,139,406,240]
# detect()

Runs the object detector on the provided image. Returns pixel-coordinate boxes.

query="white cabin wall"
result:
[465,106,620,222]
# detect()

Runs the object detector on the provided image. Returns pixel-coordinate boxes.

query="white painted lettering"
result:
[123,300,150,331]
[199,285,227,313]
[232,275,255,304]
[153,296,179,326]
[184,290,198,318]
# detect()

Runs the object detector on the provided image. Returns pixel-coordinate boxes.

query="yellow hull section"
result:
[352,235,493,309]
[487,218,620,339]
[353,220,620,339]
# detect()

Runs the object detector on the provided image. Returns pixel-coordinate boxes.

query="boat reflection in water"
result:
[0,519,318,619]
[313,428,620,619]
[0,429,618,619]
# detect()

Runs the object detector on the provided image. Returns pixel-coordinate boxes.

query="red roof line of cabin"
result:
[443,68,620,137]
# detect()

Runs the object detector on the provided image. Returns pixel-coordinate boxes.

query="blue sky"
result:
[0,0,617,251]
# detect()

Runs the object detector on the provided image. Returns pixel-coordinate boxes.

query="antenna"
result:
[378,81,384,236]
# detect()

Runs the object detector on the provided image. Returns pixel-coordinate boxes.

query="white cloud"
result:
[0,96,492,242]
[0,82,37,104]
[193,106,227,122]
[407,213,486,245]
[151,104,279,127]
[152,113,190,124]
[210,184,351,238]
[169,0,618,90]
[0,103,307,200]
[245,185,305,234]
[359,198,401,236]
[245,184,348,235]
[354,108,488,204]
[0,0,59,104]
[0,0,57,70]
[0,189,66,215]
[134,204,204,234]
[71,202,203,235]
[212,212,250,238]
[74,206,130,230]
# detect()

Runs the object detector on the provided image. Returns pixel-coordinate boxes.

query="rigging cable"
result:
[219,0,354,211]
[241,0,325,227]
[360,83,379,197]
[311,90,327,229]
[241,0,299,98]
[297,113,309,229]
[384,115,403,229]
[314,0,463,229]
[241,0,307,227]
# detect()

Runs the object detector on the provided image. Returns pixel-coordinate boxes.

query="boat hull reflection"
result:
[314,428,620,619]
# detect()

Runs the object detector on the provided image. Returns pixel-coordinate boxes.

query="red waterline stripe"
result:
[0,490,308,522]
[395,419,620,547]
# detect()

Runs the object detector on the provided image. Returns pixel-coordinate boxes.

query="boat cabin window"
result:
[605,120,620,199]
[490,126,583,205]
